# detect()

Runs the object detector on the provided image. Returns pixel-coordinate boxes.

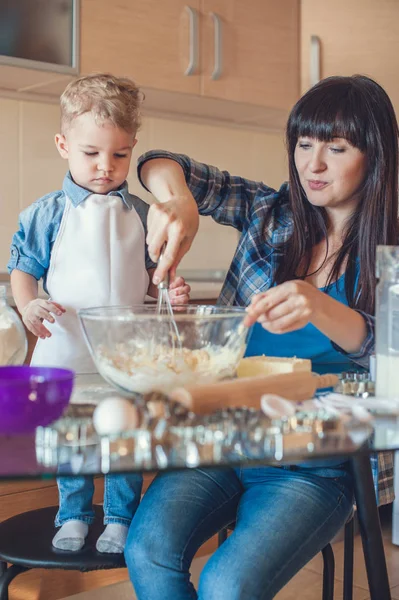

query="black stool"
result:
[218,514,355,600]
[0,505,126,600]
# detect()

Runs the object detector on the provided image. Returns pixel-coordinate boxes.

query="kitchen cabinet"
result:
[0,0,78,100]
[0,0,299,131]
[301,0,399,110]
[200,0,299,110]
[80,0,299,122]
[80,0,201,96]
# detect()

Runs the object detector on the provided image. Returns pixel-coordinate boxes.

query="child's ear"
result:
[55,133,69,159]
[132,138,138,149]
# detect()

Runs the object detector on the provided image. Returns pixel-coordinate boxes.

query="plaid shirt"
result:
[138,150,394,505]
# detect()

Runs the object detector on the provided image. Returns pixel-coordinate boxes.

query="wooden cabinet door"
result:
[80,0,201,95]
[301,0,399,109]
[200,0,299,110]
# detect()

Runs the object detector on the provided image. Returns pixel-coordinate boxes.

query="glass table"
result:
[0,374,397,600]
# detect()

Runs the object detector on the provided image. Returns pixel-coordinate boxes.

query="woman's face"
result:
[294,137,367,212]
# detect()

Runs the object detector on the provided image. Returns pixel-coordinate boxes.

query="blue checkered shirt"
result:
[138,150,394,505]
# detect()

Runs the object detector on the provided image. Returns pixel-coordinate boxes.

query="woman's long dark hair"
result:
[275,75,399,313]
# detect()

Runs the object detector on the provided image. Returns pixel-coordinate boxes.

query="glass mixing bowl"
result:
[78,305,251,397]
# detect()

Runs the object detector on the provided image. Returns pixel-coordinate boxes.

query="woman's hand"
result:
[243,280,321,333]
[21,299,66,339]
[147,197,199,285]
[140,158,200,284]
[168,276,191,306]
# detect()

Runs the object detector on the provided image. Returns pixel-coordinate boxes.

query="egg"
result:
[93,396,139,435]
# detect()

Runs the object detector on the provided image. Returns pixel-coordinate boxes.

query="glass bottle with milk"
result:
[376,246,399,398]
[0,285,27,365]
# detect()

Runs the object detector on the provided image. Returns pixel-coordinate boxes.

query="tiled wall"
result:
[0,97,288,272]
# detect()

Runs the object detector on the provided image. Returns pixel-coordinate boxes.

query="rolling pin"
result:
[169,372,338,415]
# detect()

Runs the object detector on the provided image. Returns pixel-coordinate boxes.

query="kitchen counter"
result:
[2,283,220,305]
[187,281,222,301]
[178,269,227,283]
[0,269,226,306]
[179,268,225,302]
[1,269,225,306]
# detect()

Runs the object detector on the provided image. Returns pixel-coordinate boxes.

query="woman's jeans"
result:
[125,464,353,600]
[55,473,143,527]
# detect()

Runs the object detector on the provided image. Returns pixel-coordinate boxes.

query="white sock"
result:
[96,523,129,554]
[52,520,89,552]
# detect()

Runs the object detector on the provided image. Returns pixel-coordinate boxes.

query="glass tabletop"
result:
[0,373,397,480]
[0,419,375,480]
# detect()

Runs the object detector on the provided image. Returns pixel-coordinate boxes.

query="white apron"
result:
[31,194,149,374]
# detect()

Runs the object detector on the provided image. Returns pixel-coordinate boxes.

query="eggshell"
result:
[93,397,139,435]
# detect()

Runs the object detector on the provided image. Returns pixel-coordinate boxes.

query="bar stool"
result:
[218,514,355,600]
[0,505,126,600]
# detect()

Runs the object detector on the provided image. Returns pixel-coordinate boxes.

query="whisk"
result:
[156,247,183,355]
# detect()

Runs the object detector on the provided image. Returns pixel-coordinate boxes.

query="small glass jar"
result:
[0,285,27,365]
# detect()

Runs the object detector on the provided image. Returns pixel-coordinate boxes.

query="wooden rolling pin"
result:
[169,372,338,415]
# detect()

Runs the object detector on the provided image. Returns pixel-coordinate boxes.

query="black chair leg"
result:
[0,564,29,600]
[343,517,355,600]
[218,528,228,547]
[321,543,335,600]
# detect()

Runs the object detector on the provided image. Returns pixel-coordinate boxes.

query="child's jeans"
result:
[55,473,143,527]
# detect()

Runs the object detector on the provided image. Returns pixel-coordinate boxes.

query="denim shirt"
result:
[8,172,156,292]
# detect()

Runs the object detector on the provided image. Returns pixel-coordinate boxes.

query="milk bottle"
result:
[376,246,399,398]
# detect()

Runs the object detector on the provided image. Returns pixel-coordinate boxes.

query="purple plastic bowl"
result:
[0,366,74,433]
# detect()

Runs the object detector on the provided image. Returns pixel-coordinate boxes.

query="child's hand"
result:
[168,276,191,306]
[21,299,66,339]
[243,280,321,333]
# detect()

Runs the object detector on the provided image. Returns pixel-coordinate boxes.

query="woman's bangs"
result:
[293,99,367,151]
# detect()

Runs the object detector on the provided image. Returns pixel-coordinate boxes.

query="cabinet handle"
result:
[310,35,321,87]
[185,6,199,76]
[211,12,223,80]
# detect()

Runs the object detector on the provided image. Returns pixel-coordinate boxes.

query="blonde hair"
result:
[60,73,143,134]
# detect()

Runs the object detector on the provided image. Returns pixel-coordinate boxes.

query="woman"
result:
[125,76,398,599]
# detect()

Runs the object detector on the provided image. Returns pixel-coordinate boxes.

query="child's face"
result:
[55,112,137,194]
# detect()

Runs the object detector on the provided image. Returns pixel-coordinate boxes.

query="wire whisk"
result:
[156,247,183,355]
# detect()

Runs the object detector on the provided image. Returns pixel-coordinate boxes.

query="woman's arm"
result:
[142,159,200,283]
[139,151,271,284]
[139,151,267,229]
[311,295,367,355]
[244,280,369,357]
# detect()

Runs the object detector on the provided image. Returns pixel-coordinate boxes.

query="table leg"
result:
[392,451,399,545]
[350,454,391,600]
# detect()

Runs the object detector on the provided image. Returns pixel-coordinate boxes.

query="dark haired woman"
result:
[125,75,398,600]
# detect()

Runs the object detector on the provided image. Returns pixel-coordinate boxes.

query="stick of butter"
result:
[237,356,312,378]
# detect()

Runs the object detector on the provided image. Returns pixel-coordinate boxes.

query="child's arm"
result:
[11,270,65,339]
[147,269,191,305]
